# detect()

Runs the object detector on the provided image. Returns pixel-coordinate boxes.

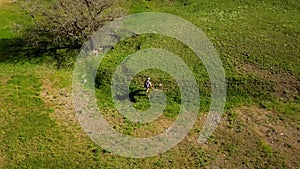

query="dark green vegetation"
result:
[0,0,299,168]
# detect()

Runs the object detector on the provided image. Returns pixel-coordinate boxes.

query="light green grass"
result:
[0,0,299,168]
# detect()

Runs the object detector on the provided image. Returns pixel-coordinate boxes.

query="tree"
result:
[17,0,125,66]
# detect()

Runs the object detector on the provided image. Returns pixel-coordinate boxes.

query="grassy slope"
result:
[0,0,299,168]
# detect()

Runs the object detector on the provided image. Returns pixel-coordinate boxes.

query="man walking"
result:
[144,77,152,95]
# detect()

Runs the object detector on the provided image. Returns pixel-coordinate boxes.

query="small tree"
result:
[17,0,125,66]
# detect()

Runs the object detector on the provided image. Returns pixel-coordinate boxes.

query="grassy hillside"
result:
[0,0,299,168]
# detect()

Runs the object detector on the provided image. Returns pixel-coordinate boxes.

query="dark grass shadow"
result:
[0,38,78,68]
[0,38,49,63]
[115,89,146,103]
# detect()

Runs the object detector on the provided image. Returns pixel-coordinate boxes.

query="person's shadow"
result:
[115,89,145,103]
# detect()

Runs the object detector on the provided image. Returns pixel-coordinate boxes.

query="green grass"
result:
[0,2,21,38]
[0,0,299,168]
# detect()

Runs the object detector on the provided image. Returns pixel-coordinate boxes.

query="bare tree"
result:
[16,0,125,66]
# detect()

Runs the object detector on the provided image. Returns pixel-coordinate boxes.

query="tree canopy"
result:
[17,0,125,66]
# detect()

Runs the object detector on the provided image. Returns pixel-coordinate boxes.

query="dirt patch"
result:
[0,76,10,86]
[0,0,12,7]
[236,106,300,167]
[238,62,299,100]
[0,155,7,168]
[132,117,174,138]
[196,106,299,168]
[40,78,83,133]
[99,107,174,138]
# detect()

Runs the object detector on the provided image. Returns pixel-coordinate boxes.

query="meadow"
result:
[0,0,299,168]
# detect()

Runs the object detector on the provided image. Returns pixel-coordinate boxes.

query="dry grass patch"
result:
[40,78,78,128]
[38,70,89,144]
[0,0,12,7]
[239,62,300,100]
[236,106,300,167]
[198,106,299,168]
[0,155,7,169]
[132,117,174,138]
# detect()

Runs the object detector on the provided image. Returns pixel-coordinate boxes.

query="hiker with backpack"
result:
[144,77,152,94]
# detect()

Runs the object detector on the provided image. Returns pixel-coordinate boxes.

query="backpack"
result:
[144,80,150,88]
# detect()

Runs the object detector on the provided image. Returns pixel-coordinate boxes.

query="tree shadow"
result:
[0,38,47,63]
[0,38,78,68]
[115,89,146,103]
